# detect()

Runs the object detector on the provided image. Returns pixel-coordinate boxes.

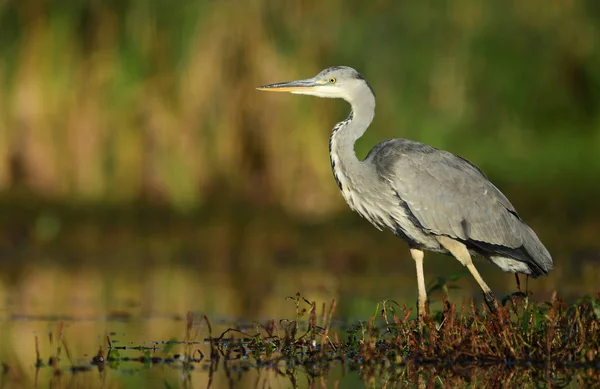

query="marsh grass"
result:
[18,292,600,388]
[0,1,599,216]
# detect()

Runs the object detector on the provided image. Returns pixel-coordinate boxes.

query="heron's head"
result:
[257,66,375,103]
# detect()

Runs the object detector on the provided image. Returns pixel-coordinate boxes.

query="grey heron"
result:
[257,66,553,318]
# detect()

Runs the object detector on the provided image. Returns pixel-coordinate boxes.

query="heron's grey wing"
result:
[369,139,523,248]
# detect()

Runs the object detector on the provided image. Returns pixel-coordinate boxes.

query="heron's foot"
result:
[483,291,499,312]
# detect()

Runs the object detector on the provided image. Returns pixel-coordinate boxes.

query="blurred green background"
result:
[0,0,599,387]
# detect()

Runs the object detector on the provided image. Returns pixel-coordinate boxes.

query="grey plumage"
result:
[258,66,553,317]
[368,139,552,276]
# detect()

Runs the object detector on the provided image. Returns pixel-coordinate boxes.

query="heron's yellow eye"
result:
[328,77,336,84]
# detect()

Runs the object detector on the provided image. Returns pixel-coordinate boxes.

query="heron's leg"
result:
[515,274,521,293]
[435,236,499,311]
[410,248,427,319]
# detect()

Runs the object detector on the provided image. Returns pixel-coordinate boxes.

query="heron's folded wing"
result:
[371,140,523,248]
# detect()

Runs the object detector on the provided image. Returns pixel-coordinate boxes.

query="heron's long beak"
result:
[256,78,320,93]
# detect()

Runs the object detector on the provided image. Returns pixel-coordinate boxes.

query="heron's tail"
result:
[521,224,553,277]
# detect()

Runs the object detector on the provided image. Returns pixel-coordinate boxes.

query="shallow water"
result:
[0,204,599,388]
[1,313,596,389]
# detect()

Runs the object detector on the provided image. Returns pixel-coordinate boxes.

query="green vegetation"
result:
[1,3,598,387]
[0,1,599,216]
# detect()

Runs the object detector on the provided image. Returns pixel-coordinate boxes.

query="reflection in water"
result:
[0,311,596,388]
[0,207,599,387]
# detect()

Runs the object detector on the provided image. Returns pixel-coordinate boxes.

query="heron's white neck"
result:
[329,91,376,194]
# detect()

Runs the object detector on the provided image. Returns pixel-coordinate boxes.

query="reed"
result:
[0,1,598,217]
